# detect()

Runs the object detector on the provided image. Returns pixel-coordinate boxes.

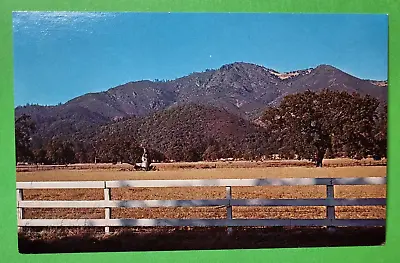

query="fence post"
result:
[226,186,233,235]
[104,186,111,234]
[16,189,23,232]
[326,179,335,232]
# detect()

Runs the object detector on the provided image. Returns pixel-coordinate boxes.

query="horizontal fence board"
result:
[16,177,387,190]
[18,219,329,227]
[106,177,386,188]
[18,218,386,227]
[16,181,105,189]
[18,198,386,208]
[332,177,386,185]
[19,200,107,208]
[18,199,229,208]
[106,178,333,188]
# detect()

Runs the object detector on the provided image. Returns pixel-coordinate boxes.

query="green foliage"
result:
[43,139,76,164]
[94,133,142,164]
[261,89,385,165]
[15,114,36,163]
[373,104,387,159]
[136,104,270,161]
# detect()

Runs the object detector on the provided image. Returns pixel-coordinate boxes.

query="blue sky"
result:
[12,12,388,107]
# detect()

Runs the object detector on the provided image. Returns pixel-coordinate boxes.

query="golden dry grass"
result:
[17,165,386,181]
[16,158,387,172]
[17,165,387,221]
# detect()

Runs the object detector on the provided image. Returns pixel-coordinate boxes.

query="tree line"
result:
[15,90,387,166]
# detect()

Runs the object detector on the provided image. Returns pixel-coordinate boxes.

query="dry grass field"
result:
[16,158,387,172]
[17,161,387,253]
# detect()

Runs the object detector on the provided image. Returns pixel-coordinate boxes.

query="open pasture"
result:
[16,158,387,173]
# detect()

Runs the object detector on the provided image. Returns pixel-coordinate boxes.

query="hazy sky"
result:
[12,12,388,106]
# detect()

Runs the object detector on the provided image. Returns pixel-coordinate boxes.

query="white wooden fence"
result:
[16,177,386,233]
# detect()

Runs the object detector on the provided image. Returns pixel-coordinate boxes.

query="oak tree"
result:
[262,90,381,166]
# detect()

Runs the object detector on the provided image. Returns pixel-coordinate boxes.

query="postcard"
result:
[13,12,387,253]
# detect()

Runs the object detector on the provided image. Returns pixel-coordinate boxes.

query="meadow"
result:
[17,160,387,252]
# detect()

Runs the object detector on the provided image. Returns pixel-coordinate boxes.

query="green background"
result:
[0,0,397,262]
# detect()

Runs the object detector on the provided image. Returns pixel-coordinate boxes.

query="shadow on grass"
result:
[18,226,385,254]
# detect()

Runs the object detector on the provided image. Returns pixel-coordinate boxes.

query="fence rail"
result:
[16,177,387,233]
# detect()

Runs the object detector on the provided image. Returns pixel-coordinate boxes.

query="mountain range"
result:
[15,62,387,145]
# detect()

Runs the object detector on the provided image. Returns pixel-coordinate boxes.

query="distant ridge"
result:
[15,62,387,145]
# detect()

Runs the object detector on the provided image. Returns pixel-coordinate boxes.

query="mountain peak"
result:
[219,61,265,71]
[314,64,340,71]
